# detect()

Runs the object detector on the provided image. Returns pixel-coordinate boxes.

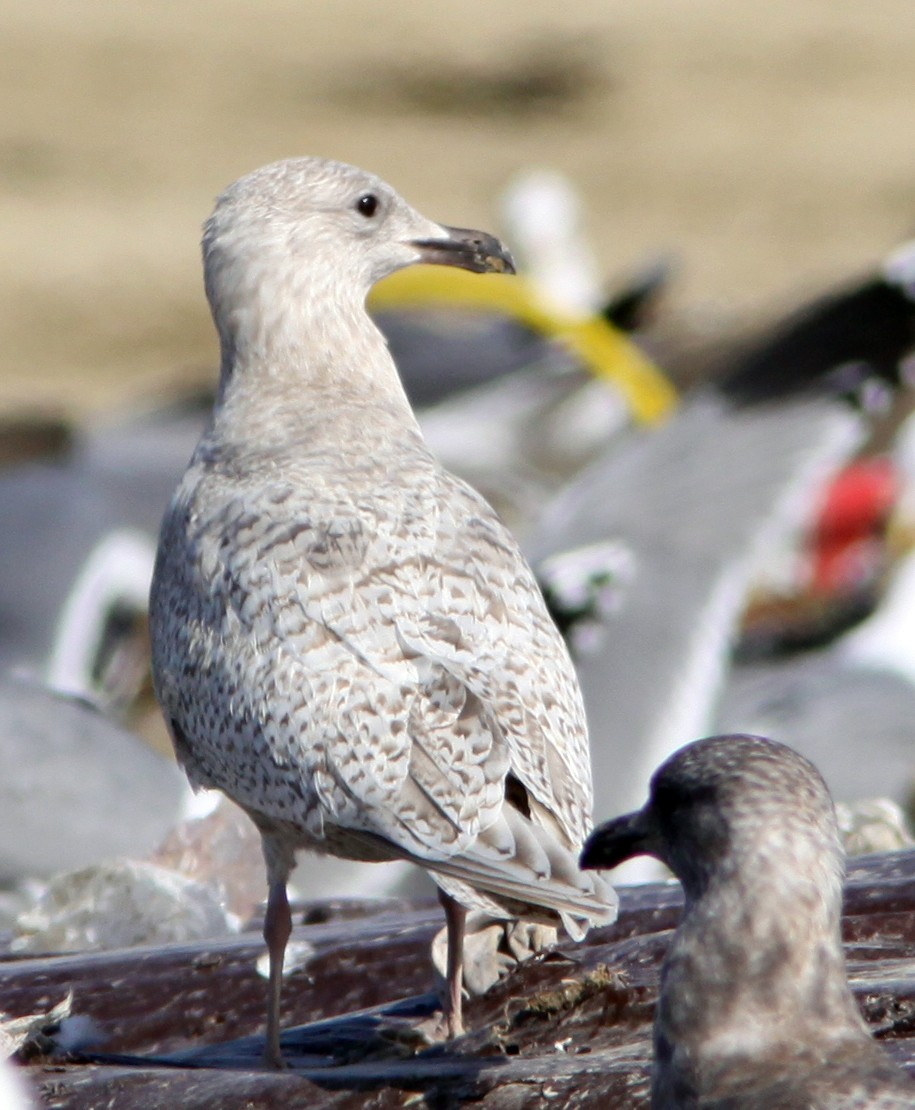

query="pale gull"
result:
[581,734,915,1108]
[149,156,616,1066]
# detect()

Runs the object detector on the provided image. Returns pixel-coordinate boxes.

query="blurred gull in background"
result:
[0,397,205,708]
[718,486,915,812]
[526,243,915,871]
[0,675,187,885]
[499,168,603,315]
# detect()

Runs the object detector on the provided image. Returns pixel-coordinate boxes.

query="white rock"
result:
[12,859,236,953]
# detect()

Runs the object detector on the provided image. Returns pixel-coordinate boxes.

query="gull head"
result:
[202,157,515,364]
[580,734,843,906]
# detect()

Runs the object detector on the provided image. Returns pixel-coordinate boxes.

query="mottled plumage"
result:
[150,157,614,1063]
[581,735,915,1108]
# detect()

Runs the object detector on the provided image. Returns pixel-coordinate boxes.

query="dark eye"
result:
[356,193,379,218]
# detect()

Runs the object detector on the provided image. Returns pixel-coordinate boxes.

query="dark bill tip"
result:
[411,225,516,276]
[579,810,653,871]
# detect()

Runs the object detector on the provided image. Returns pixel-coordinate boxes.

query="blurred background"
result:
[3,0,914,416]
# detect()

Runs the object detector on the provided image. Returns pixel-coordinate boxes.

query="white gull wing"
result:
[525,391,864,823]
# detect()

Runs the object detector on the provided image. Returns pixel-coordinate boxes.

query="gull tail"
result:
[422,805,618,937]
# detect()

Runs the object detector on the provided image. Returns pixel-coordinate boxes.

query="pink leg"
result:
[437,889,467,1038]
[263,878,292,1068]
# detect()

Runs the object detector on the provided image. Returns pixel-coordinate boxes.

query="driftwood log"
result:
[6,850,915,1108]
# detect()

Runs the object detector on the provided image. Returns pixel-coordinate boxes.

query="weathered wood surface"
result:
[10,851,915,1109]
[3,899,443,1058]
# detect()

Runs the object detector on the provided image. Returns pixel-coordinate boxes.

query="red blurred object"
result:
[810,457,899,594]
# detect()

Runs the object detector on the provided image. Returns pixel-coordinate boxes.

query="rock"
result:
[12,860,235,954]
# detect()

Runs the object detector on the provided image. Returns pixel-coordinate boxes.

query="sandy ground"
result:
[2,0,914,419]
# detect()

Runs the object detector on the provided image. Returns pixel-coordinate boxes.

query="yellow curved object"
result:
[370,266,678,425]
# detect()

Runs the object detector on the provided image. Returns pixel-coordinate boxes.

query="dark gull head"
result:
[581,735,915,1106]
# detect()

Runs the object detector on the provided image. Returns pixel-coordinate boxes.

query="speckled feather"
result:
[150,156,613,936]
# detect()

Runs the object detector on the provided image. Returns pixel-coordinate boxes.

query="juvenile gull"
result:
[581,735,915,1108]
[149,156,615,1065]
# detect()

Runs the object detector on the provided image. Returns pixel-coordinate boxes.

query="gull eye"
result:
[356,193,379,218]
